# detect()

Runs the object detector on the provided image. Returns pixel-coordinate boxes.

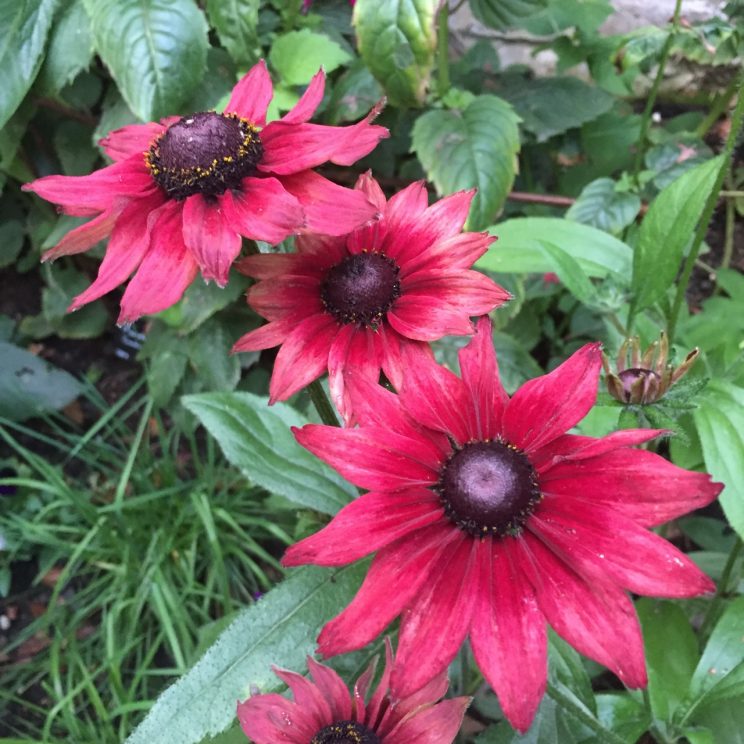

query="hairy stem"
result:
[308,379,340,427]
[437,2,451,98]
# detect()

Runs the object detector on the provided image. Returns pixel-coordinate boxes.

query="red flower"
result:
[233,174,510,422]
[23,62,387,323]
[237,640,469,744]
[283,317,721,732]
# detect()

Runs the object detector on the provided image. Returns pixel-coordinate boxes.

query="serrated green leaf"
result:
[478,217,632,279]
[412,94,520,230]
[270,29,351,86]
[0,0,59,129]
[125,564,365,744]
[37,0,93,93]
[469,0,549,30]
[206,0,259,67]
[0,340,82,421]
[693,379,744,541]
[182,391,356,514]
[567,178,641,235]
[353,0,439,107]
[83,0,208,121]
[631,155,723,314]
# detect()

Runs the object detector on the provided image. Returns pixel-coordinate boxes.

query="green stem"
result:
[308,379,340,427]
[631,0,684,185]
[437,2,450,99]
[547,683,626,744]
[695,76,740,138]
[721,173,737,272]
[668,72,744,344]
[719,190,744,197]
[699,537,743,641]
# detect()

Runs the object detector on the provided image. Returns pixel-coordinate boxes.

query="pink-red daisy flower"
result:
[23,62,388,323]
[237,640,469,744]
[232,173,510,422]
[283,317,722,733]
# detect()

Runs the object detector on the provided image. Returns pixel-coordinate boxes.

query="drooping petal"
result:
[470,537,547,734]
[502,343,603,453]
[516,533,647,688]
[375,324,433,395]
[260,101,388,175]
[181,193,241,286]
[224,59,274,126]
[346,171,388,253]
[317,523,460,657]
[282,489,444,567]
[293,425,440,492]
[226,176,305,243]
[385,697,471,744]
[246,274,322,322]
[278,170,379,235]
[237,693,311,744]
[532,498,715,597]
[306,657,353,722]
[540,447,722,526]
[401,231,495,276]
[281,69,325,124]
[269,313,339,401]
[42,202,123,260]
[236,252,311,280]
[99,120,171,161]
[23,156,153,214]
[232,317,297,353]
[388,293,474,340]
[117,201,198,323]
[69,192,165,311]
[392,535,480,699]
[273,667,333,731]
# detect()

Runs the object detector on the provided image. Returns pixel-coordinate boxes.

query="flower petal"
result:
[402,231,495,276]
[307,657,352,722]
[388,297,473,341]
[117,202,198,323]
[232,317,297,353]
[181,193,241,286]
[502,343,602,452]
[237,693,311,743]
[281,69,325,124]
[226,176,305,243]
[470,537,547,734]
[392,535,480,699]
[273,667,333,731]
[42,203,123,260]
[246,274,321,321]
[224,59,274,126]
[278,170,379,235]
[99,120,172,161]
[282,489,443,567]
[386,697,471,744]
[375,323,432,394]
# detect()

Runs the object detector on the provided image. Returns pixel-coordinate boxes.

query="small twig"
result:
[695,76,740,139]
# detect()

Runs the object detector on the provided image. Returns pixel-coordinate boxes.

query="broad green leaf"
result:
[688,698,744,744]
[0,0,58,129]
[187,320,241,393]
[37,0,93,93]
[412,95,520,230]
[581,109,642,174]
[206,0,259,67]
[354,0,439,107]
[0,341,82,421]
[548,634,595,713]
[270,29,351,86]
[327,59,384,124]
[595,693,650,743]
[637,599,698,722]
[0,220,24,269]
[631,155,723,314]
[693,379,744,540]
[182,392,356,514]
[478,217,632,279]
[83,0,209,121]
[566,178,641,235]
[686,597,744,715]
[497,76,613,142]
[126,564,365,744]
[469,0,549,30]
[538,242,597,305]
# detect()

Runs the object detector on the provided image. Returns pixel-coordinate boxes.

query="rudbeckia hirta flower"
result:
[233,173,510,422]
[23,62,388,323]
[237,640,469,743]
[283,317,721,733]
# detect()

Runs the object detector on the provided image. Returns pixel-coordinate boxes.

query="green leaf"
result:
[566,178,641,235]
[125,563,365,744]
[477,217,632,279]
[538,242,597,305]
[636,599,699,722]
[631,155,723,314]
[83,0,209,121]
[182,392,356,514]
[412,94,520,230]
[595,693,650,743]
[0,220,24,269]
[497,76,613,142]
[0,0,58,128]
[0,340,82,421]
[37,0,93,93]
[206,0,259,67]
[693,379,744,541]
[270,29,351,86]
[354,0,439,107]
[327,59,384,125]
[686,597,744,716]
[187,320,241,393]
[469,0,549,30]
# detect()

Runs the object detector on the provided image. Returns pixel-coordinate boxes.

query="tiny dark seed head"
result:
[311,720,380,744]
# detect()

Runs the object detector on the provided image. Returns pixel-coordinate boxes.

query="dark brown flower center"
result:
[320,252,401,328]
[145,111,262,199]
[311,721,380,744]
[436,440,541,538]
